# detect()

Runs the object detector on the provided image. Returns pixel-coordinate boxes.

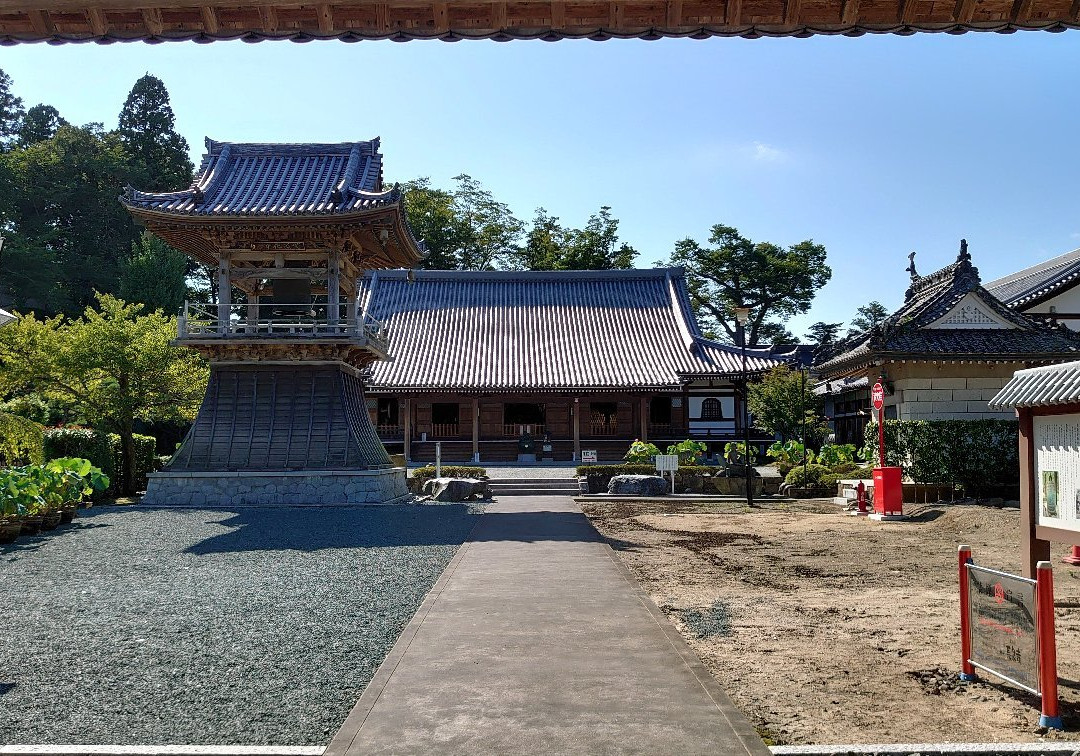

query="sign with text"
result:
[1033,414,1080,534]
[967,564,1038,693]
[581,450,597,464]
[654,454,679,472]
[871,382,885,411]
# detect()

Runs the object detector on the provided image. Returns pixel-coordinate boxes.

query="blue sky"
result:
[2,32,1078,337]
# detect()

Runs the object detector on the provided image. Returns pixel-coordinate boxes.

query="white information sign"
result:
[654,454,679,472]
[581,450,598,464]
[1034,414,1080,533]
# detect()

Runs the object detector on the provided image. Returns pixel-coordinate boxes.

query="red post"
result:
[1036,560,1062,730]
[878,405,885,468]
[958,545,976,681]
[1063,545,1080,566]
[856,480,868,514]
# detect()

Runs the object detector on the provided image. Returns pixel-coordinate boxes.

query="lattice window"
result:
[701,398,723,420]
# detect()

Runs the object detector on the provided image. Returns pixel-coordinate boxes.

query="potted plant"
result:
[0,469,27,544]
[45,458,109,523]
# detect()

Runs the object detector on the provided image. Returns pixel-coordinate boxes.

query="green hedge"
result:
[864,419,1018,496]
[784,464,830,489]
[43,428,157,495]
[575,464,720,477]
[410,466,488,485]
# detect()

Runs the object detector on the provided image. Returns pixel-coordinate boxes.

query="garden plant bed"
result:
[580,499,1080,746]
[0,503,481,745]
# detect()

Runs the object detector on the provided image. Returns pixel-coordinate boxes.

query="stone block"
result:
[968,376,1007,389]
[952,388,984,401]
[932,401,970,414]
[966,401,992,414]
[930,377,968,390]
[897,378,932,390]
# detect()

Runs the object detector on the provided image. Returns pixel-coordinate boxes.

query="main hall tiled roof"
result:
[122,138,401,217]
[985,247,1080,309]
[360,268,785,393]
[817,242,1080,376]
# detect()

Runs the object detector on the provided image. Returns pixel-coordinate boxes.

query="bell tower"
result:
[122,138,425,505]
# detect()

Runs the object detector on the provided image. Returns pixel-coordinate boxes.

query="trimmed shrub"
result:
[864,419,1018,496]
[0,412,45,467]
[576,464,656,477]
[784,464,830,489]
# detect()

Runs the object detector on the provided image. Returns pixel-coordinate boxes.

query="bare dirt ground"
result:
[580,498,1080,746]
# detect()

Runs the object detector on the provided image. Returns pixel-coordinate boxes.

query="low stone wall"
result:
[143,468,409,506]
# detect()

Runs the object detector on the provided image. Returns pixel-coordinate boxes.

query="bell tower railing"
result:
[178,300,388,353]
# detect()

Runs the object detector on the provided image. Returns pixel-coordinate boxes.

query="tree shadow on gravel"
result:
[0,519,112,558]
[185,504,482,554]
[0,683,14,697]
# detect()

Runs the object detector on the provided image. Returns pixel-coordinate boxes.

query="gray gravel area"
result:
[0,504,481,746]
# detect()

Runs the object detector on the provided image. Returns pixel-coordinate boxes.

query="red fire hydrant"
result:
[856,480,869,515]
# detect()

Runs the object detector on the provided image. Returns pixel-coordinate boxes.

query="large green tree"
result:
[747,365,828,444]
[0,68,24,150]
[117,74,193,191]
[669,224,831,347]
[847,300,889,337]
[17,104,67,147]
[403,174,523,270]
[0,295,207,494]
[2,124,138,315]
[118,232,190,315]
[512,206,637,271]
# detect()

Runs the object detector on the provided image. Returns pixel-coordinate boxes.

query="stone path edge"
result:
[0,748,324,755]
[322,515,483,756]
[597,543,772,756]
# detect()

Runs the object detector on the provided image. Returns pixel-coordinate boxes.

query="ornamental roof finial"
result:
[958,238,970,263]
[905,251,918,280]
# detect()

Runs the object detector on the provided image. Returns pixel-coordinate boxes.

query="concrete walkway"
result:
[325,496,769,756]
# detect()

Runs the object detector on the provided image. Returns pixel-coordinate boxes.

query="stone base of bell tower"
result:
[145,362,408,506]
[143,468,409,507]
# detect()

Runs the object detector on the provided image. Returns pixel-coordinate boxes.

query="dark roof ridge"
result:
[361,267,686,281]
[986,246,1080,290]
[203,136,380,156]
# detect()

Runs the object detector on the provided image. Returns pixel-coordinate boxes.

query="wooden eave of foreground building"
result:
[2,0,1078,44]
[128,208,421,285]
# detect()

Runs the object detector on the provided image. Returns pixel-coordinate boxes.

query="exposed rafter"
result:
[1,0,1077,43]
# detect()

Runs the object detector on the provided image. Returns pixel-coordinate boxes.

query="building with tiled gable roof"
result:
[986,247,1080,327]
[816,241,1080,439]
[357,267,788,463]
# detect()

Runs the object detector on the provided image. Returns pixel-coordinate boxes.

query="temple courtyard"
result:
[582,498,1080,745]
[0,504,481,745]
[7,494,1080,749]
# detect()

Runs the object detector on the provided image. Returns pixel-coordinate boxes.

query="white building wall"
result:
[894,376,1013,421]
[1021,286,1080,331]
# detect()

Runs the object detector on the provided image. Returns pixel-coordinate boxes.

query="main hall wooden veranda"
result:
[359,268,787,464]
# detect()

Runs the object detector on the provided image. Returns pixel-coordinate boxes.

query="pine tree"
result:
[0,68,25,150]
[17,104,67,147]
[117,74,193,191]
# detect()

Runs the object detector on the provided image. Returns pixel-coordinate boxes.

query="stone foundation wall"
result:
[895,376,1013,421]
[143,468,409,507]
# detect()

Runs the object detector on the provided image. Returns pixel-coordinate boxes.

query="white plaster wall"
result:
[688,395,736,433]
[1022,286,1080,331]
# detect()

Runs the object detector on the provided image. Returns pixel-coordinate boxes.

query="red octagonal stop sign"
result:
[872,382,885,410]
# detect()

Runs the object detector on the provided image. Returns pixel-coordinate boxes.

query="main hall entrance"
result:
[504,403,546,437]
